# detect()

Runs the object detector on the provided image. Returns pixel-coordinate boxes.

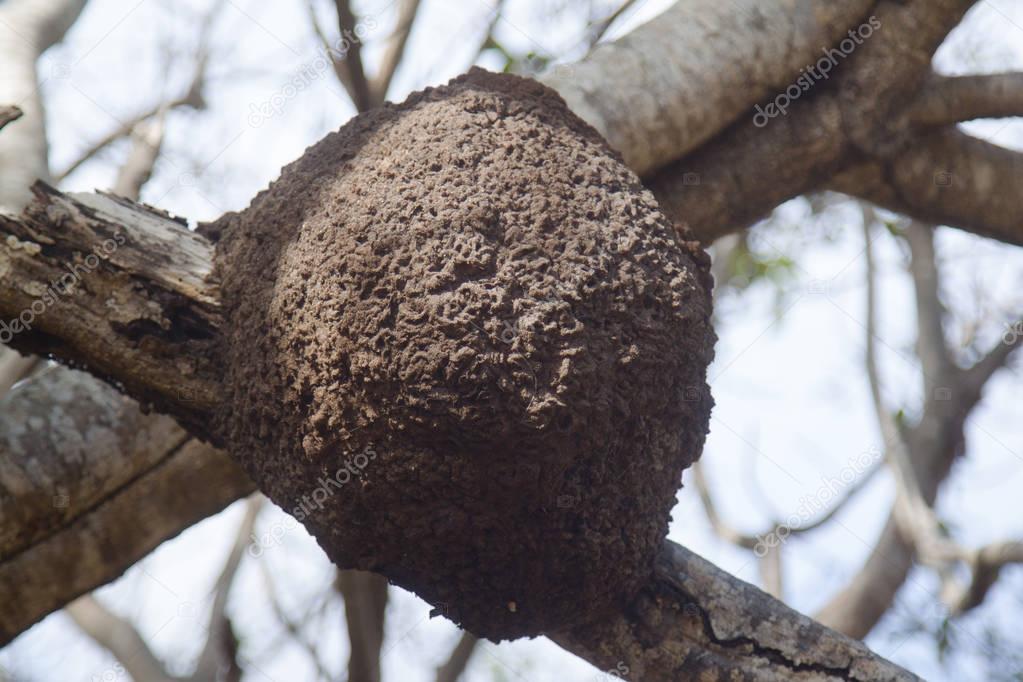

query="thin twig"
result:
[370,0,422,105]
[334,0,374,112]
[435,631,479,682]
[588,0,640,45]
[0,106,22,132]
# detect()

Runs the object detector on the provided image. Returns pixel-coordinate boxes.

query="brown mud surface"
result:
[213,68,715,640]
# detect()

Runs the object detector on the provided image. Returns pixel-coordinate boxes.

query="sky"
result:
[2,1,1023,680]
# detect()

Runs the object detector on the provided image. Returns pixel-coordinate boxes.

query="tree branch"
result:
[908,73,1023,126]
[554,541,920,681]
[646,0,990,245]
[258,559,334,680]
[66,595,179,682]
[539,0,879,175]
[587,0,641,45]
[370,0,421,105]
[111,114,167,201]
[960,325,1022,395]
[191,495,263,682]
[830,128,1023,247]
[692,457,883,551]
[0,0,89,211]
[337,570,389,682]
[815,209,1016,637]
[333,0,373,112]
[0,183,222,436]
[903,219,953,392]
[435,631,478,682]
[0,106,22,132]
[0,366,253,645]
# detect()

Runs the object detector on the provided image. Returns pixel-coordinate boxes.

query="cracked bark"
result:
[554,543,918,681]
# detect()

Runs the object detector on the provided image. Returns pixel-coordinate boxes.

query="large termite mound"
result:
[212,68,715,640]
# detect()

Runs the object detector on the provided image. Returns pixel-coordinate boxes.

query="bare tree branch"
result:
[540,0,879,175]
[903,220,954,392]
[0,184,222,435]
[192,495,264,682]
[370,0,422,105]
[959,322,1022,395]
[435,631,478,682]
[55,18,213,184]
[908,73,1023,126]
[816,210,1020,637]
[946,541,1023,615]
[863,216,956,565]
[258,558,334,681]
[111,114,167,201]
[334,0,373,112]
[692,457,883,550]
[646,0,990,245]
[554,542,919,680]
[830,129,1023,248]
[0,106,22,132]
[66,595,179,682]
[337,570,389,682]
[587,0,641,45]
[0,0,89,211]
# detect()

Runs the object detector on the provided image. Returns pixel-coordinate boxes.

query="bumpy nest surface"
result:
[213,68,715,640]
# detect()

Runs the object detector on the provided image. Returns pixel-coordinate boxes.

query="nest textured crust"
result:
[214,68,715,640]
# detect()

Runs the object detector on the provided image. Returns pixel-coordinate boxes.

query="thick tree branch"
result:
[540,0,878,175]
[908,73,1023,126]
[830,129,1023,247]
[0,366,253,645]
[554,542,919,681]
[647,0,992,245]
[0,183,222,435]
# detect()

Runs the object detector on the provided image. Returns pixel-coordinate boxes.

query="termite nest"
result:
[213,68,715,640]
